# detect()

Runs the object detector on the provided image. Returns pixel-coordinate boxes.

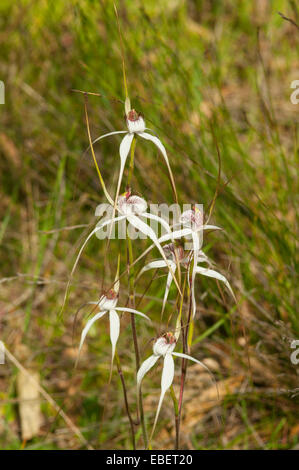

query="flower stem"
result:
[115,350,136,450]
[126,232,148,448]
[170,385,180,449]
[84,95,113,206]
[125,138,148,448]
[114,3,130,109]
[127,136,136,186]
[177,261,194,442]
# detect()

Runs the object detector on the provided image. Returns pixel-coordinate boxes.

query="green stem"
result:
[170,385,180,449]
[125,138,148,448]
[127,231,148,448]
[127,136,136,187]
[115,350,136,450]
[177,259,194,443]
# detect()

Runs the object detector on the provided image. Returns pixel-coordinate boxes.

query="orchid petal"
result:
[141,213,172,237]
[109,310,120,364]
[200,224,221,231]
[196,251,211,265]
[172,352,219,400]
[61,217,126,316]
[127,215,181,295]
[135,259,176,314]
[157,227,197,244]
[135,259,169,286]
[137,354,160,416]
[172,222,221,232]
[91,130,127,147]
[114,255,120,295]
[70,215,126,277]
[138,132,168,163]
[162,266,176,316]
[77,310,107,360]
[103,132,132,243]
[113,307,150,321]
[191,231,200,318]
[150,353,175,441]
[126,227,221,289]
[137,354,160,393]
[136,257,176,318]
[104,132,133,240]
[194,266,236,301]
[116,133,134,198]
[139,260,169,274]
[139,132,177,200]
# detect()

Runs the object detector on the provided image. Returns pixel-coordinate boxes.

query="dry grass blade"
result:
[4,344,93,450]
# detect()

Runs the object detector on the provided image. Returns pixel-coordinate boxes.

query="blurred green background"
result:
[0,0,298,450]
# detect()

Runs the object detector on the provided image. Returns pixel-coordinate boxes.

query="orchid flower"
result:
[132,209,221,267]
[136,217,234,318]
[136,243,193,316]
[90,109,176,205]
[137,332,218,443]
[76,286,150,369]
[178,207,235,317]
[179,207,205,318]
[69,191,181,294]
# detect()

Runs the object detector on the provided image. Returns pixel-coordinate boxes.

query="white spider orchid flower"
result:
[90,109,175,205]
[179,207,235,317]
[137,243,192,316]
[77,287,150,367]
[137,239,234,319]
[69,191,181,294]
[137,332,218,443]
[133,211,222,264]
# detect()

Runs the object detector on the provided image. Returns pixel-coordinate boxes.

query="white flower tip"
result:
[117,192,147,215]
[153,333,176,357]
[126,109,145,133]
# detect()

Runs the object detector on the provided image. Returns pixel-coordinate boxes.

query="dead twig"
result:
[278,11,299,30]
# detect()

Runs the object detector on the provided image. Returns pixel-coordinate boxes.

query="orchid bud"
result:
[126,109,146,134]
[153,333,176,357]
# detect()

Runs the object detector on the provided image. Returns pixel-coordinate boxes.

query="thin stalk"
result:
[114,3,130,109]
[115,350,136,450]
[177,259,194,435]
[126,229,148,448]
[125,140,148,448]
[84,95,113,206]
[170,385,179,450]
[127,136,136,186]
